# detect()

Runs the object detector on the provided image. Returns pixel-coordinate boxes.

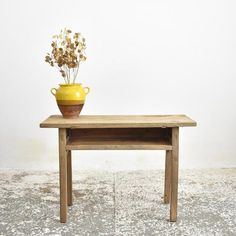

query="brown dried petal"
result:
[66,37,71,43]
[79,54,86,61]
[74,32,79,38]
[51,42,56,48]
[60,70,66,77]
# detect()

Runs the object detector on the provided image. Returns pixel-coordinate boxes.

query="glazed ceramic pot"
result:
[51,83,90,118]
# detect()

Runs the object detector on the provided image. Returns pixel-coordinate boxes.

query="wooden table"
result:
[40,115,196,223]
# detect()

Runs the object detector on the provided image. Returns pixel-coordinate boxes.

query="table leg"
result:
[59,128,67,223]
[170,127,179,222]
[164,150,171,204]
[67,150,72,206]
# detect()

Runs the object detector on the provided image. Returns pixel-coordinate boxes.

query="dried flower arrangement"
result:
[45,28,86,84]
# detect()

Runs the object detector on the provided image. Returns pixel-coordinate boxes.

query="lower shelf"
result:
[66,138,172,150]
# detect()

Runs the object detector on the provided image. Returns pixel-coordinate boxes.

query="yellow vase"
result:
[51,83,90,118]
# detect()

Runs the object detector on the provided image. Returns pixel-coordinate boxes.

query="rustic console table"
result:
[40,115,196,223]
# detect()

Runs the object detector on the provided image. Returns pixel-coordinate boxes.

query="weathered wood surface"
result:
[40,115,197,128]
[66,138,172,150]
[69,128,171,139]
[59,128,67,223]
[170,127,179,222]
[40,115,196,223]
[66,127,172,150]
[164,150,171,204]
[67,150,72,206]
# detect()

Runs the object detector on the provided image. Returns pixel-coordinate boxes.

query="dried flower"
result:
[45,28,87,84]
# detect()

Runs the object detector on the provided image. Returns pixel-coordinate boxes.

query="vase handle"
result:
[51,88,57,96]
[84,87,90,95]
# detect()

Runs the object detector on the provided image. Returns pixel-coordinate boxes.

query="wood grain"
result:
[170,127,179,222]
[40,115,197,128]
[164,150,171,204]
[59,128,67,223]
[66,127,172,150]
[70,128,171,139]
[40,115,196,223]
[67,150,72,206]
[66,138,172,150]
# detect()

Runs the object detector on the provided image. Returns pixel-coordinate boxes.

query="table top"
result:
[40,115,197,128]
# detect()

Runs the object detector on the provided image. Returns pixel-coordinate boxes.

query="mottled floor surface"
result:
[0,169,235,236]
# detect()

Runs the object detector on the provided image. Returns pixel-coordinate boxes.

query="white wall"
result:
[0,0,236,170]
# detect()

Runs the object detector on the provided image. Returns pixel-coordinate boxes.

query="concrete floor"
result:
[0,169,235,235]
